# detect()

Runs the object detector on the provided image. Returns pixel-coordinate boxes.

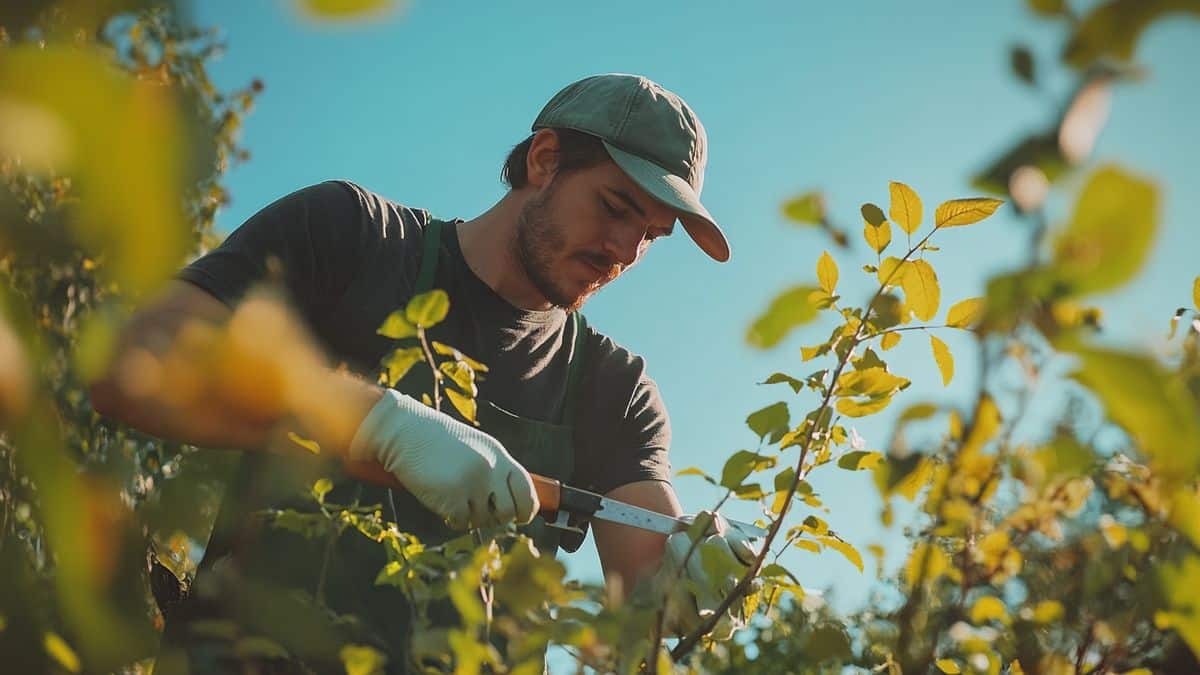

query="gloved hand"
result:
[656,510,760,641]
[348,388,539,530]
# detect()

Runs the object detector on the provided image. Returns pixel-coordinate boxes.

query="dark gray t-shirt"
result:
[179,180,672,495]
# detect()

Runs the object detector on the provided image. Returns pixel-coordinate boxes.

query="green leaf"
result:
[746,286,820,349]
[835,367,910,397]
[445,388,478,425]
[721,450,777,490]
[936,658,962,674]
[269,510,331,540]
[761,372,804,393]
[380,346,424,386]
[1011,45,1036,85]
[341,644,389,675]
[1063,0,1200,68]
[43,633,80,673]
[934,198,1003,228]
[376,310,417,339]
[677,466,711,478]
[946,297,985,328]
[899,403,939,422]
[861,203,886,226]
[1071,347,1200,479]
[888,181,923,234]
[818,535,864,573]
[733,483,767,500]
[747,401,790,443]
[1027,0,1065,16]
[838,451,884,471]
[864,220,892,253]
[781,191,826,224]
[817,251,838,294]
[930,335,954,386]
[901,259,940,321]
[406,289,450,328]
[1052,165,1159,295]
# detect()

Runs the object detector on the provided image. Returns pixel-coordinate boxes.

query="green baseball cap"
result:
[532,73,730,262]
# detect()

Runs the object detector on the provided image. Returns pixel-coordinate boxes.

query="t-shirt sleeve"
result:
[178,180,370,313]
[575,335,673,496]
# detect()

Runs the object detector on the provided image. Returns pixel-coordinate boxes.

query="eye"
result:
[600,198,626,220]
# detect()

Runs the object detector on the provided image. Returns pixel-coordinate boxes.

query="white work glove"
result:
[348,388,539,530]
[655,511,760,641]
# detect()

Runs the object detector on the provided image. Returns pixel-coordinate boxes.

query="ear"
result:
[525,129,561,190]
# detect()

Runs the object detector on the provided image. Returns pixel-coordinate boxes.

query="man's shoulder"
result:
[303,179,437,239]
[579,321,657,392]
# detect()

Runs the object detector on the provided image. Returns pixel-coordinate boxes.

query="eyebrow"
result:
[606,187,646,218]
[606,187,675,235]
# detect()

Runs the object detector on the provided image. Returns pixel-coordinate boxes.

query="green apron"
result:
[162,219,588,674]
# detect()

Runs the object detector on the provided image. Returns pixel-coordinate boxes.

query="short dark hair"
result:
[501,128,612,189]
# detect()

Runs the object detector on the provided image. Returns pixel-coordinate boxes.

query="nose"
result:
[604,221,645,268]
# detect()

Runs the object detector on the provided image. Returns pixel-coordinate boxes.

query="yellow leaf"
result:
[1194,276,1199,311]
[905,542,949,588]
[901,259,941,321]
[889,181,923,235]
[287,432,322,455]
[406,289,450,328]
[935,197,1004,228]
[44,633,80,673]
[794,539,821,553]
[864,220,892,253]
[894,458,935,500]
[1031,600,1064,624]
[340,643,389,675]
[930,335,954,386]
[1010,659,1026,675]
[970,596,1010,625]
[961,395,1001,458]
[877,256,906,287]
[946,297,985,328]
[881,332,901,350]
[299,0,395,19]
[445,388,478,425]
[936,658,961,674]
[836,367,910,397]
[380,346,424,387]
[817,251,839,294]
[376,310,417,339]
[818,535,864,573]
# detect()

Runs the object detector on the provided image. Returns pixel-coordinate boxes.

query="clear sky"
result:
[187,0,1200,613]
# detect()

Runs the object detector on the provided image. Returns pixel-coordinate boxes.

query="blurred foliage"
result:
[1,1,1198,674]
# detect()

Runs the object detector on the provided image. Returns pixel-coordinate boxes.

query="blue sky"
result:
[189,0,1200,612]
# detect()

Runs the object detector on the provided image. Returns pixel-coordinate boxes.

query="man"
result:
[91,73,754,672]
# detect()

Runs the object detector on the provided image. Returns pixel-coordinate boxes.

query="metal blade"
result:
[593,497,769,538]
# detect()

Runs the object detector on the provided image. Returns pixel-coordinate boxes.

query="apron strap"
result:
[560,312,589,427]
[414,218,443,295]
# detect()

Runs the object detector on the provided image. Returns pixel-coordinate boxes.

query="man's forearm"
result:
[90,355,384,459]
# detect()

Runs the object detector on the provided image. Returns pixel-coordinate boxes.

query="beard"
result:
[513,182,622,312]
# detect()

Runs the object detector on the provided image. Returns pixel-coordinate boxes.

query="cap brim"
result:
[603,141,730,263]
